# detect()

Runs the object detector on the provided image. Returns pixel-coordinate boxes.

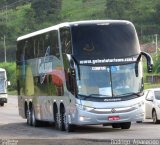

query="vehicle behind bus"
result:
[16,20,153,132]
[0,68,8,106]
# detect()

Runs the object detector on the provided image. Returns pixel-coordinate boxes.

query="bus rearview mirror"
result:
[8,81,11,86]
[141,51,153,73]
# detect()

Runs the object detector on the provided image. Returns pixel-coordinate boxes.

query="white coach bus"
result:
[0,68,8,106]
[16,20,153,132]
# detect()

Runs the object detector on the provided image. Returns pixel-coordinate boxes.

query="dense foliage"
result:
[0,0,160,61]
[0,0,160,90]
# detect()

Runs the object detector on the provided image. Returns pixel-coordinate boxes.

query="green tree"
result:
[105,0,138,20]
[31,0,62,23]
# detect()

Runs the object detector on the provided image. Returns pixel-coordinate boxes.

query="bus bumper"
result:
[71,105,144,125]
[0,94,8,103]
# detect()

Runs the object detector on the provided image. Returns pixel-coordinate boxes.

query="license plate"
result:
[108,116,120,121]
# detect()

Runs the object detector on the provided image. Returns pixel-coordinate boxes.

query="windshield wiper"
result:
[119,92,144,97]
[88,94,111,97]
[78,94,111,98]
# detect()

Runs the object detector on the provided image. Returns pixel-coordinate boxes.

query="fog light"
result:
[79,116,85,121]
[79,116,90,121]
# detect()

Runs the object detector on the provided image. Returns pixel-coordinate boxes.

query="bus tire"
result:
[27,108,32,126]
[120,122,131,129]
[64,114,74,132]
[32,106,40,127]
[59,111,65,131]
[54,112,59,129]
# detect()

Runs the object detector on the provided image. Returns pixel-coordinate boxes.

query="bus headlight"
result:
[132,101,144,109]
[76,104,94,111]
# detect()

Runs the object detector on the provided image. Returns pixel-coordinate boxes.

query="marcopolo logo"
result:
[111,108,116,113]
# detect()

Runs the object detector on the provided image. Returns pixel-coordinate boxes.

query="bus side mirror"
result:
[141,51,153,73]
[7,81,11,86]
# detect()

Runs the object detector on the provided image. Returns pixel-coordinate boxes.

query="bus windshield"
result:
[76,63,142,98]
[0,72,5,93]
[0,79,5,93]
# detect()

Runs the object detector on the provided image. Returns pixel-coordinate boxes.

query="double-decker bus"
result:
[0,68,8,106]
[16,20,153,132]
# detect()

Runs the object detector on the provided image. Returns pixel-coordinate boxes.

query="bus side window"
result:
[60,28,72,54]
[25,39,34,59]
[38,36,45,57]
[33,39,39,58]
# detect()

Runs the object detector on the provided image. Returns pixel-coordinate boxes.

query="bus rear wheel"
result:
[59,111,65,131]
[54,111,59,129]
[32,106,40,127]
[27,108,32,126]
[120,122,131,129]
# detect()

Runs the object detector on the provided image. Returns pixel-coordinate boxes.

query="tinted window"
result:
[71,23,140,60]
[31,31,60,58]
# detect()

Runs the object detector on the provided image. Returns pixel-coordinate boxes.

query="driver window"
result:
[60,27,72,54]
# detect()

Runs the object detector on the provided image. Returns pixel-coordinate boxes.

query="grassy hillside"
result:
[61,0,106,22]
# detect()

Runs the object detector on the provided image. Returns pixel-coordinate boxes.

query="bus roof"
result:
[17,20,132,41]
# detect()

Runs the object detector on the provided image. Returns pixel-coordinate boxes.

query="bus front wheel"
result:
[64,114,74,132]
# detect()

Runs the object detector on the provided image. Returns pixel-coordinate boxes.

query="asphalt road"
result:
[0,96,160,145]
